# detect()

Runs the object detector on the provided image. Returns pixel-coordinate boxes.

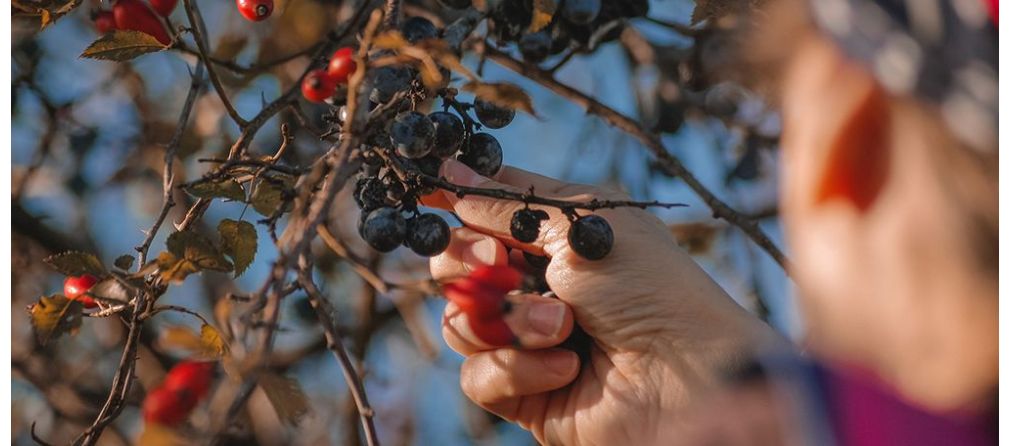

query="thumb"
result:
[438,160,594,257]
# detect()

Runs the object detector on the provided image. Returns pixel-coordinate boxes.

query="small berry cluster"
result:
[352,93,518,257]
[302,47,357,103]
[483,0,650,63]
[142,361,216,426]
[91,0,176,45]
[63,274,100,309]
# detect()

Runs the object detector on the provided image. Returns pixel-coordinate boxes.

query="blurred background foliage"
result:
[11,0,793,444]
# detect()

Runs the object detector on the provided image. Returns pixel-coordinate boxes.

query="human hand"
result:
[430,159,779,445]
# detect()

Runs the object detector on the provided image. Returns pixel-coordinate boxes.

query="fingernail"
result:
[441,159,485,187]
[462,237,499,268]
[527,301,565,337]
[543,351,577,375]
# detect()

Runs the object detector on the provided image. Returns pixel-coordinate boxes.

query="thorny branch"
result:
[297,261,379,446]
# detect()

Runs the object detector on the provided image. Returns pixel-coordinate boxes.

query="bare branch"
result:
[136,62,206,266]
[297,261,379,446]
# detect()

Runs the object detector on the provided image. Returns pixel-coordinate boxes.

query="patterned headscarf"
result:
[809,0,997,153]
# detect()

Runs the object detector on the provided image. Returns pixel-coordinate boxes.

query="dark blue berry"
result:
[519,31,552,63]
[361,207,407,252]
[370,66,414,104]
[389,111,435,159]
[458,132,503,177]
[402,16,439,43]
[567,214,613,260]
[562,0,602,25]
[473,98,515,129]
[406,213,451,256]
[428,111,465,158]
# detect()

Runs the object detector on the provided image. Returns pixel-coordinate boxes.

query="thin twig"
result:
[297,261,379,446]
[136,62,205,266]
[181,0,247,127]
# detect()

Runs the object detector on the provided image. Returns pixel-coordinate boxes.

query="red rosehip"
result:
[162,361,215,400]
[468,316,516,346]
[326,47,357,84]
[93,10,117,34]
[64,274,99,309]
[113,0,171,45]
[148,0,178,17]
[301,69,337,103]
[236,0,273,22]
[468,265,523,294]
[443,265,522,345]
[142,386,194,426]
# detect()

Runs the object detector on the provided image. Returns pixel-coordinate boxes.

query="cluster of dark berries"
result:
[353,93,517,257]
[479,0,649,63]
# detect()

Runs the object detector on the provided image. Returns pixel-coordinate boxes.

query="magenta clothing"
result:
[757,355,995,445]
[821,366,995,446]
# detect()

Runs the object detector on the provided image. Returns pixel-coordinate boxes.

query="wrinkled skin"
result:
[430,159,779,445]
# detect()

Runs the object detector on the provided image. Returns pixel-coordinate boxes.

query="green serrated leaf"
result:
[80,30,167,61]
[184,179,246,201]
[259,373,310,426]
[156,231,233,283]
[218,219,257,277]
[250,176,294,217]
[43,251,106,277]
[28,294,84,345]
[114,254,135,270]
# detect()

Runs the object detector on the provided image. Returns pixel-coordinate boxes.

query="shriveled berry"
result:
[113,0,171,45]
[327,47,357,84]
[301,69,337,103]
[458,132,503,177]
[510,208,550,243]
[161,361,215,401]
[568,214,613,260]
[354,177,387,211]
[402,16,439,43]
[381,175,407,202]
[369,66,414,103]
[361,207,407,252]
[149,0,178,17]
[92,10,116,34]
[406,213,451,256]
[236,0,272,21]
[428,111,465,158]
[64,274,99,309]
[473,98,515,129]
[389,111,435,159]
[437,0,471,9]
[562,0,602,25]
[519,31,552,63]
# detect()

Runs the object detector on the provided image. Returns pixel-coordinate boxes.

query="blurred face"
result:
[776,34,997,410]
